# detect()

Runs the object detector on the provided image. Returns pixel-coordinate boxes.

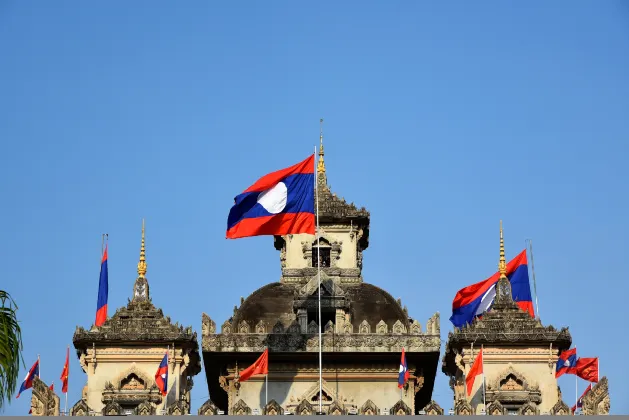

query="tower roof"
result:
[73,221,200,374]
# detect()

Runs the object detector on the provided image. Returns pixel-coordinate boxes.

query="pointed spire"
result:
[317,118,327,185]
[137,219,147,278]
[499,220,507,278]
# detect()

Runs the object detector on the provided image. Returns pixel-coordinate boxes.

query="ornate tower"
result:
[72,221,201,416]
[442,222,584,415]
[202,128,442,415]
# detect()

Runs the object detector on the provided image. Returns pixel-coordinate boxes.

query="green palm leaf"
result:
[0,290,24,411]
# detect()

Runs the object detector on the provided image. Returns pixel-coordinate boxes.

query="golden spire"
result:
[499,220,507,278]
[317,118,326,174]
[137,219,147,278]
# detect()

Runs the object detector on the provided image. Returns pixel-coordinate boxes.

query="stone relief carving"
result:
[202,313,216,335]
[135,401,155,416]
[167,399,190,416]
[376,320,388,334]
[272,320,285,334]
[360,399,379,415]
[222,320,232,334]
[410,320,421,335]
[486,400,506,415]
[324,320,335,333]
[287,321,301,334]
[308,320,319,334]
[198,399,219,415]
[102,401,122,416]
[390,399,412,415]
[296,399,314,415]
[423,400,444,415]
[231,399,251,415]
[70,398,91,416]
[255,320,266,334]
[454,398,472,415]
[343,321,353,334]
[359,320,371,334]
[264,399,284,415]
[30,377,60,416]
[392,320,406,334]
[238,320,250,334]
[550,399,571,416]
[582,376,610,415]
[328,401,346,415]
[517,400,539,415]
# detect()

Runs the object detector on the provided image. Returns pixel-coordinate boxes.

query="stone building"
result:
[69,221,202,415]
[200,138,443,415]
[441,227,611,415]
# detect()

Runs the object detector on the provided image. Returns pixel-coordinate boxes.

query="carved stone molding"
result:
[390,399,412,415]
[517,400,539,415]
[222,320,232,334]
[454,398,472,415]
[423,400,444,415]
[198,399,219,415]
[360,399,379,415]
[392,320,406,335]
[264,399,284,415]
[550,399,571,416]
[296,399,314,415]
[376,320,388,334]
[70,399,90,417]
[167,399,190,416]
[359,320,371,334]
[202,312,216,335]
[582,376,610,415]
[328,401,346,415]
[102,401,122,416]
[135,401,155,416]
[238,320,250,334]
[231,399,251,415]
[115,363,153,390]
[486,400,507,416]
[203,332,441,353]
[30,377,60,416]
[484,364,542,406]
[255,320,267,334]
[410,320,421,335]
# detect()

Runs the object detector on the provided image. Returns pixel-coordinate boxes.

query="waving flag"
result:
[155,353,168,396]
[556,348,578,378]
[17,359,40,398]
[227,155,315,239]
[450,250,534,328]
[465,348,484,396]
[398,348,409,389]
[576,357,599,382]
[238,348,269,382]
[60,347,70,393]
[95,245,109,327]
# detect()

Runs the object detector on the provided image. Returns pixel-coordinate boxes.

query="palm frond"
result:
[0,290,24,411]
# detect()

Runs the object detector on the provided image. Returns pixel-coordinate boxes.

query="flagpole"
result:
[575,375,578,412]
[64,345,68,415]
[315,141,323,415]
[481,345,486,412]
[265,373,269,406]
[526,239,540,319]
[38,354,41,381]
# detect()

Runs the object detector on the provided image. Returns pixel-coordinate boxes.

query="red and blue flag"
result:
[556,348,578,378]
[398,347,409,389]
[16,359,40,398]
[95,245,108,327]
[450,250,534,328]
[226,155,315,239]
[155,353,168,396]
[571,384,592,414]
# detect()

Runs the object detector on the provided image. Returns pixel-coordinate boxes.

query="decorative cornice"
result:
[202,332,440,353]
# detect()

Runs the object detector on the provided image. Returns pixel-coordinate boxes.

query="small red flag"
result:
[576,357,599,382]
[465,348,484,396]
[60,347,70,393]
[238,349,269,382]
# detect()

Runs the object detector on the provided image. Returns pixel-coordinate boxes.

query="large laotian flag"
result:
[226,155,315,239]
[450,250,534,328]
[398,347,409,389]
[95,245,108,327]
[556,348,578,378]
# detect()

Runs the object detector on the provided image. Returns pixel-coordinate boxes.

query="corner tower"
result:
[72,221,201,416]
[202,128,442,415]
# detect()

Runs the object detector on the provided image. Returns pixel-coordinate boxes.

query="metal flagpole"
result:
[526,239,540,319]
[575,375,578,412]
[315,141,323,415]
[37,354,41,381]
[481,345,486,412]
[266,374,269,406]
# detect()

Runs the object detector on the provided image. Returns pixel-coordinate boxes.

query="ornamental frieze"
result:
[202,333,441,353]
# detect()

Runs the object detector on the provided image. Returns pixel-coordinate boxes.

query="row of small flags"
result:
[17,349,170,413]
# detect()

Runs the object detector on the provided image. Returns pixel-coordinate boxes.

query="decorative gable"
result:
[198,399,218,415]
[391,399,412,415]
[264,399,284,415]
[360,399,379,415]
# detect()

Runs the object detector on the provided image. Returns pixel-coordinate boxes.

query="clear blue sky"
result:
[1,0,627,415]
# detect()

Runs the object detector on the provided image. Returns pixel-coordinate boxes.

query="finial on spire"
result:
[317,118,326,175]
[499,220,507,278]
[137,219,147,278]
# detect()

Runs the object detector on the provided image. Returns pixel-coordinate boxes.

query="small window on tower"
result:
[312,247,331,267]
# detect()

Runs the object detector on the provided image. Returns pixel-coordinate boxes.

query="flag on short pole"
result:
[226,155,315,239]
[465,348,483,396]
[238,349,269,382]
[555,348,578,378]
[95,245,109,326]
[398,348,409,389]
[17,359,40,398]
[576,357,599,382]
[155,353,169,396]
[60,347,70,393]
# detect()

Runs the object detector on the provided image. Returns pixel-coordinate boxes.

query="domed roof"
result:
[230,281,409,332]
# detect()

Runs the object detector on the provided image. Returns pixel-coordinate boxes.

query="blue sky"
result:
[1,0,628,415]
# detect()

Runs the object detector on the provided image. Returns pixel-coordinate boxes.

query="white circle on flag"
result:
[257,182,288,214]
